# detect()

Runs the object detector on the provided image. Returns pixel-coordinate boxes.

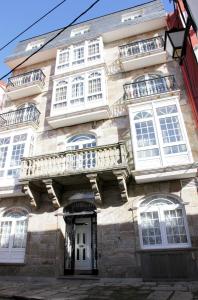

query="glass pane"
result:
[159,116,183,143]
[135,120,156,147]
[164,209,188,244]
[140,211,162,246]
[0,221,12,248]
[13,220,28,248]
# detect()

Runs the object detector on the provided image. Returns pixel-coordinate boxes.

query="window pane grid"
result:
[0,221,12,248]
[10,143,25,167]
[72,47,85,65]
[141,211,162,246]
[159,116,183,143]
[164,209,188,244]
[13,220,28,248]
[135,120,157,147]
[0,146,8,168]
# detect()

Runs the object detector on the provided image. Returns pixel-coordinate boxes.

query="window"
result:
[88,72,102,102]
[72,44,85,65]
[70,26,89,37]
[88,39,101,61]
[53,81,68,110]
[0,208,28,263]
[26,40,44,51]
[56,48,70,71]
[0,132,31,178]
[55,38,103,74]
[130,99,192,170]
[122,10,143,22]
[71,76,85,105]
[66,134,96,169]
[133,74,168,98]
[52,69,105,113]
[138,195,190,249]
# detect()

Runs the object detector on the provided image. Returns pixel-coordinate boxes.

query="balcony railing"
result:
[20,142,128,180]
[124,75,177,100]
[7,69,45,89]
[119,36,164,58]
[0,106,40,127]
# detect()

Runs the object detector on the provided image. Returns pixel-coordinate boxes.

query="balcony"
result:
[124,75,178,101]
[0,106,40,130]
[7,69,45,100]
[119,36,166,71]
[20,143,129,207]
[21,143,128,180]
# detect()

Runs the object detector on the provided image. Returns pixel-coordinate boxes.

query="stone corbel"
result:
[113,170,128,202]
[22,181,40,208]
[43,179,62,209]
[86,173,102,205]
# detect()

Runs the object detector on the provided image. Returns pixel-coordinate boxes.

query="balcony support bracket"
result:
[113,170,129,202]
[43,179,62,209]
[86,173,102,206]
[22,181,40,208]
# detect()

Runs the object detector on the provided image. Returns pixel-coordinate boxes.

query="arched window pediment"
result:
[138,195,190,249]
[134,110,152,120]
[0,207,29,263]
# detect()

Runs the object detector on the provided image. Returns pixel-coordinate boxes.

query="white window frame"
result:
[129,97,193,170]
[138,195,191,250]
[121,10,143,22]
[51,68,106,115]
[0,129,33,181]
[26,40,44,51]
[0,208,29,263]
[70,26,89,37]
[53,80,68,110]
[55,37,103,74]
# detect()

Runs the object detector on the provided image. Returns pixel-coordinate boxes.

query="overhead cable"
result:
[0,0,68,52]
[0,0,100,80]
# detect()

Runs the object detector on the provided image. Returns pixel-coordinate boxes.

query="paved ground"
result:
[0,277,198,300]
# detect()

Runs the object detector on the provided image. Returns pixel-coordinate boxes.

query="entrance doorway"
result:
[64,202,97,275]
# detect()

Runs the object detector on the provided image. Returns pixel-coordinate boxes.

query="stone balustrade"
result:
[20,142,128,180]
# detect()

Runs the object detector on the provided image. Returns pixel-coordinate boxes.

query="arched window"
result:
[67,134,96,169]
[71,76,85,105]
[67,133,96,150]
[0,208,28,263]
[138,195,190,249]
[133,74,168,98]
[88,72,102,102]
[53,80,68,110]
[133,110,159,159]
[15,103,37,123]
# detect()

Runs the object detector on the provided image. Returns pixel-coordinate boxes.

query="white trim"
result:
[128,97,193,171]
[137,195,191,250]
[0,128,33,184]
[0,208,29,263]
[51,68,106,116]
[55,37,103,75]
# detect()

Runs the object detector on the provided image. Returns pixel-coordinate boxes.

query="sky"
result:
[0,0,173,80]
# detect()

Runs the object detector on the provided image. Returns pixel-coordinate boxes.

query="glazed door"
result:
[75,218,92,270]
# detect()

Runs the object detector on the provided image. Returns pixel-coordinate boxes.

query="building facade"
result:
[0,0,198,279]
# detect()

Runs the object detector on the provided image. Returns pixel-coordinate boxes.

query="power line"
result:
[0,0,68,52]
[0,0,100,81]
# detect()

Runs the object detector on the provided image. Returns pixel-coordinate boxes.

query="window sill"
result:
[137,247,198,254]
[0,262,26,266]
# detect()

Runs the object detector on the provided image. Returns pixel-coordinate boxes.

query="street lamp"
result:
[164,28,186,60]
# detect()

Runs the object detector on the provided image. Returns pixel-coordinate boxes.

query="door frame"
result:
[64,202,98,275]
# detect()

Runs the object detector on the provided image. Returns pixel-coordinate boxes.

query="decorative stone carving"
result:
[43,179,62,209]
[86,173,102,205]
[113,170,128,202]
[22,181,40,208]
